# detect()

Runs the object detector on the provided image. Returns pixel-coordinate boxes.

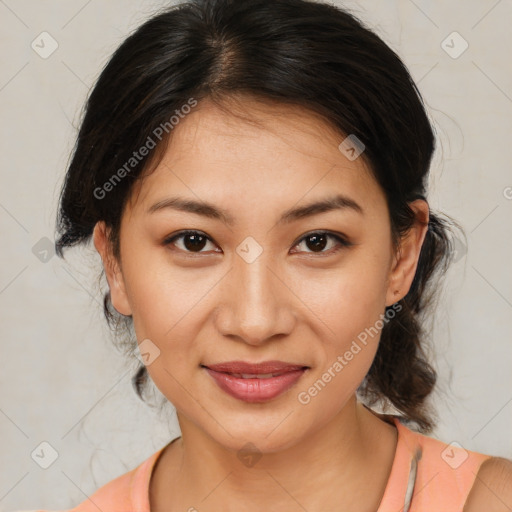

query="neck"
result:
[151,398,398,512]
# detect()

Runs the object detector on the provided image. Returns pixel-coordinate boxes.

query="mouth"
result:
[201,361,310,402]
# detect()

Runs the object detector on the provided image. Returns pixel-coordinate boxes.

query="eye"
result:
[291,231,352,255]
[163,230,352,256]
[163,230,220,254]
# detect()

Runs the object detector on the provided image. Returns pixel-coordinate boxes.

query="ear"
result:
[385,200,429,307]
[93,221,132,316]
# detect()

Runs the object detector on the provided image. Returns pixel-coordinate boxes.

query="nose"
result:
[214,254,296,346]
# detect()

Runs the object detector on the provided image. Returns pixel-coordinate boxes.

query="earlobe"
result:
[385,200,429,306]
[92,221,132,316]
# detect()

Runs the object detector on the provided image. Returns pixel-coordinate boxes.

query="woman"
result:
[42,0,512,510]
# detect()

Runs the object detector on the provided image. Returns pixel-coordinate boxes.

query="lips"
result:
[202,360,309,402]
[203,360,308,376]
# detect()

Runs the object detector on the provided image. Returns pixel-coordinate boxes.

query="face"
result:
[94,96,427,453]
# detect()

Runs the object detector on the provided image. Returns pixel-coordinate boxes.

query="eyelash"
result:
[163,230,352,256]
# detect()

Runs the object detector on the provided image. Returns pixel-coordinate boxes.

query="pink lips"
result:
[203,360,308,403]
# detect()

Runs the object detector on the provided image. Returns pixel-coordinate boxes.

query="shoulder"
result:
[463,456,512,512]
[28,445,168,512]
[386,417,506,510]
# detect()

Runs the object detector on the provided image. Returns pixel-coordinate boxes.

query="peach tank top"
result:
[36,416,490,512]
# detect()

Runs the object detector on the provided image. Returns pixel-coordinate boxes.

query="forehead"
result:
[125,96,384,218]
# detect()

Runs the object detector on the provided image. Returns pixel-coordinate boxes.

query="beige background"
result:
[1,0,511,510]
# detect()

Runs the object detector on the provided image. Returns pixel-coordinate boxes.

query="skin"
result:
[463,458,512,511]
[93,96,430,511]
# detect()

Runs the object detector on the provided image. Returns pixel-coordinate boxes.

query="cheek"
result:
[293,252,390,342]
[120,248,230,396]
[290,250,390,400]
[122,259,209,407]
[121,242,213,338]
[293,277,386,418]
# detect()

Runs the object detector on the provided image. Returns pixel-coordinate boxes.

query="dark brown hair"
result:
[55,0,456,433]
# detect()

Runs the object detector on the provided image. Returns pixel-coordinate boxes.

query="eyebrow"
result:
[147,194,363,225]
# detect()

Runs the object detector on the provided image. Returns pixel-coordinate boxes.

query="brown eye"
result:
[164,230,219,253]
[182,233,208,251]
[304,233,328,252]
[292,231,351,255]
